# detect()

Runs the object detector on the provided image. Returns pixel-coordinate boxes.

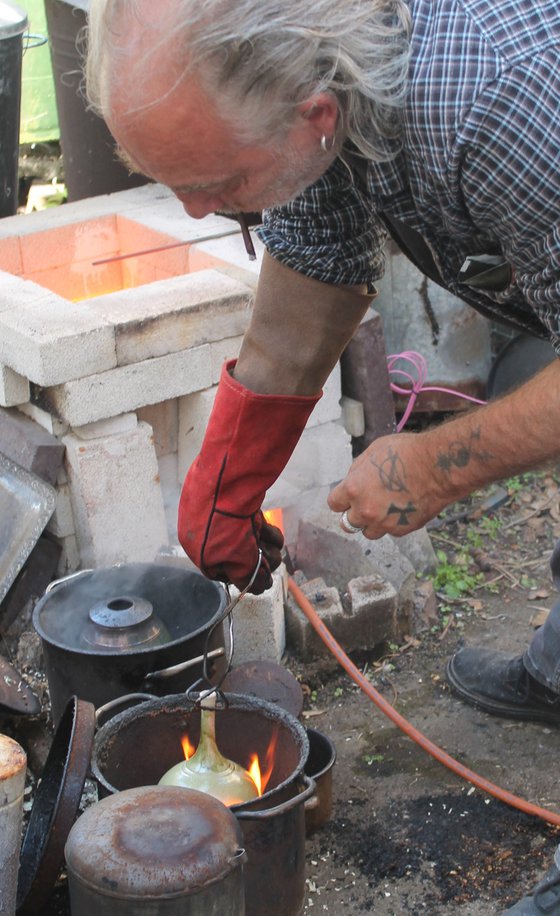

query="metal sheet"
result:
[0,655,40,716]
[0,453,56,605]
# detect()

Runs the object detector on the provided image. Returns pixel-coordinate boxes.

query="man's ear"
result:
[297,92,339,139]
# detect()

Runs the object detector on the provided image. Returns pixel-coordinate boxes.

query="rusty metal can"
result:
[64,785,247,915]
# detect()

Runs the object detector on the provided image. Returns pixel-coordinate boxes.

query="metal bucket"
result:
[33,564,227,725]
[91,692,313,916]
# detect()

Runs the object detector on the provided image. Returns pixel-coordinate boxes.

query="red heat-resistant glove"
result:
[178,359,322,594]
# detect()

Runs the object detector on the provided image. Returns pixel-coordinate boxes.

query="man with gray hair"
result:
[87,1,560,911]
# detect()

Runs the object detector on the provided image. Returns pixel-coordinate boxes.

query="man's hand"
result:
[329,359,560,540]
[328,432,447,536]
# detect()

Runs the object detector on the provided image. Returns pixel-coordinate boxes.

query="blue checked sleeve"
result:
[257,156,387,290]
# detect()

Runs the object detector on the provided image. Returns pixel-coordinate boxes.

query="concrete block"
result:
[46,482,75,539]
[226,566,286,665]
[62,421,169,567]
[177,386,217,478]
[286,571,399,659]
[73,413,138,440]
[210,337,244,384]
[285,577,343,659]
[346,574,399,644]
[409,579,439,635]
[0,294,116,387]
[137,401,178,458]
[294,509,416,614]
[0,407,65,486]
[87,270,253,366]
[393,529,437,575]
[0,365,29,407]
[340,310,396,448]
[265,422,352,508]
[33,344,213,426]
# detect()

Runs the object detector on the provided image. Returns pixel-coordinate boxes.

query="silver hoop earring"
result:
[320,134,334,153]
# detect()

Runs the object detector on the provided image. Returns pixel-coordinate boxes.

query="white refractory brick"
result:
[137,401,178,458]
[0,365,29,407]
[265,421,352,509]
[87,269,253,366]
[226,566,286,665]
[340,395,365,438]
[34,344,213,427]
[47,482,75,539]
[0,288,116,386]
[307,365,342,428]
[210,336,244,384]
[17,403,69,437]
[62,421,169,568]
[73,413,138,441]
[177,385,217,478]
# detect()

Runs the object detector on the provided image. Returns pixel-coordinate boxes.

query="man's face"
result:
[109,74,332,218]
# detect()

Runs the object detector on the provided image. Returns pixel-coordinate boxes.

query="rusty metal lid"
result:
[222,660,304,719]
[0,655,40,716]
[64,786,245,897]
[16,695,96,915]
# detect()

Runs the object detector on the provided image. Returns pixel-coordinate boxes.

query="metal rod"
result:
[91,228,243,266]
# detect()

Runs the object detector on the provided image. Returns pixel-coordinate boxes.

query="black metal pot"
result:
[33,564,227,725]
[90,693,313,916]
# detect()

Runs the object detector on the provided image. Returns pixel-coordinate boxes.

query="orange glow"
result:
[181,735,196,760]
[247,728,279,796]
[263,508,284,533]
[248,755,262,795]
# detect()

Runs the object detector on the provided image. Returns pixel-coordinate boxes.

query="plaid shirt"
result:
[258,0,560,352]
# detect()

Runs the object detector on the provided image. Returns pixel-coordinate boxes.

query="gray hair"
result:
[86,0,411,161]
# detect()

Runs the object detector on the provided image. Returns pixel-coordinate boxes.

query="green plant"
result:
[363,754,384,766]
[479,515,502,540]
[431,549,482,598]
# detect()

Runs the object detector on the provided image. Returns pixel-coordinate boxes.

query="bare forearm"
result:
[424,359,560,504]
[234,252,372,395]
[329,358,560,537]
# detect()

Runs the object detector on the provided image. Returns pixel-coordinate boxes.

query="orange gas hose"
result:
[288,576,560,828]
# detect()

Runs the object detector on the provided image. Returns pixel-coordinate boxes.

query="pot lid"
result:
[0,655,40,716]
[64,786,245,896]
[0,1,27,38]
[222,660,304,719]
[33,563,226,654]
[16,696,96,915]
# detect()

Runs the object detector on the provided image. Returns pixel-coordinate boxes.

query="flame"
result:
[181,734,196,760]
[247,727,279,796]
[248,755,262,795]
[263,507,284,533]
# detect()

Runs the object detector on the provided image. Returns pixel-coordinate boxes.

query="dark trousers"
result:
[524,542,560,692]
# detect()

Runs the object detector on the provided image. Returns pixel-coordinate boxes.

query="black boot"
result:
[503,863,560,914]
[446,648,560,724]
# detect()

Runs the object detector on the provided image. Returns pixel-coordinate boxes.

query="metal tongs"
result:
[186,550,263,708]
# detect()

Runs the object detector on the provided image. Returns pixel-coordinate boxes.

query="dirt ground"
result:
[294,466,560,915]
[4,463,558,916]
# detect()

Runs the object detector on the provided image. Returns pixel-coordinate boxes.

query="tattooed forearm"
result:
[386,502,417,525]
[435,427,494,473]
[369,446,409,493]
